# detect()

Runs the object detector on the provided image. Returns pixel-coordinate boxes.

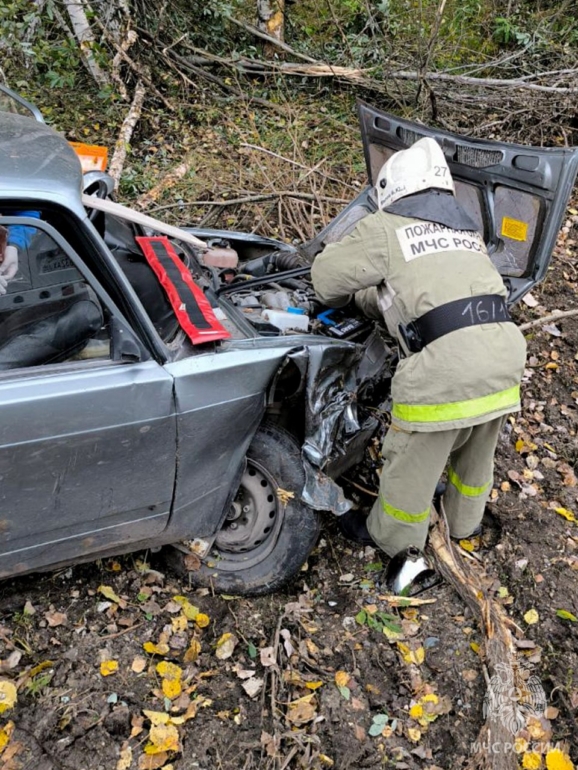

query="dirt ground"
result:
[0,213,577,770]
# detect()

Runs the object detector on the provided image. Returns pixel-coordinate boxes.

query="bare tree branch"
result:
[108,80,146,185]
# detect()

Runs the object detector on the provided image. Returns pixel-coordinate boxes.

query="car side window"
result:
[0,215,114,371]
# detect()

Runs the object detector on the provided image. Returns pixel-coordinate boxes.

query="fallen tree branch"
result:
[135,152,198,211]
[392,69,578,94]
[93,17,175,111]
[240,143,359,192]
[108,80,146,186]
[519,307,578,331]
[226,15,319,64]
[428,508,549,770]
[147,191,350,215]
[164,50,287,113]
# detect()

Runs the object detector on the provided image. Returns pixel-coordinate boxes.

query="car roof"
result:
[0,111,86,217]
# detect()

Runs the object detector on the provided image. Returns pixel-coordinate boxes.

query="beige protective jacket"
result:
[311,210,527,432]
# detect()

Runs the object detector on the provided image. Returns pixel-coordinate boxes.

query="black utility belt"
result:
[398,294,512,354]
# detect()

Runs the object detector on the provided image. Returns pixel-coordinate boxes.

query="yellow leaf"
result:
[195,613,210,629]
[0,720,14,753]
[144,723,180,755]
[28,660,53,678]
[413,647,425,665]
[383,624,404,640]
[98,585,123,604]
[172,595,199,620]
[162,678,182,699]
[184,639,201,664]
[305,681,323,690]
[554,507,577,522]
[458,539,475,552]
[0,681,17,713]
[100,660,119,677]
[143,710,170,725]
[143,641,170,656]
[470,642,481,655]
[156,662,182,681]
[319,755,334,766]
[524,609,540,625]
[397,642,424,665]
[522,751,542,769]
[407,727,421,742]
[171,614,188,633]
[545,748,574,770]
[334,671,349,688]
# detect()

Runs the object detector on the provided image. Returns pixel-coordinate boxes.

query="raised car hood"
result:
[357,101,578,303]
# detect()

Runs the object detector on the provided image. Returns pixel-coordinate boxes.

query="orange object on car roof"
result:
[69,141,108,172]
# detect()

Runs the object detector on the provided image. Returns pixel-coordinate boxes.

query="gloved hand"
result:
[0,274,8,295]
[0,245,19,280]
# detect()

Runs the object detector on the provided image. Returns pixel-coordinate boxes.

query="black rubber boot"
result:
[337,509,376,546]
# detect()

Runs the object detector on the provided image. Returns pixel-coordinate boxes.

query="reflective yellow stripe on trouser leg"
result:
[443,418,504,539]
[367,427,457,557]
[448,467,491,498]
[368,496,432,557]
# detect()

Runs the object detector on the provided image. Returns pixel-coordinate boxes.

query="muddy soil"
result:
[0,219,577,770]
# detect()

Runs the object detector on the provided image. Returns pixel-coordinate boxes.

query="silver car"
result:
[1,86,576,594]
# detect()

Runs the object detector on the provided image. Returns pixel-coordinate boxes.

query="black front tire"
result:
[177,424,320,596]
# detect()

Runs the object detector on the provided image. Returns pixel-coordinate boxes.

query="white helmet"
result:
[375,137,454,210]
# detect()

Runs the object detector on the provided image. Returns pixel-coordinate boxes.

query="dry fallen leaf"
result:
[260,646,276,667]
[143,641,170,656]
[98,585,127,609]
[184,639,201,664]
[138,751,169,769]
[397,642,425,665]
[276,488,295,505]
[335,671,350,688]
[524,609,540,625]
[195,613,210,629]
[215,633,237,661]
[172,595,199,621]
[116,744,133,770]
[0,720,14,753]
[132,656,147,674]
[171,615,188,634]
[0,681,17,714]
[242,677,264,698]
[144,723,180,755]
[286,694,316,726]
[44,609,67,628]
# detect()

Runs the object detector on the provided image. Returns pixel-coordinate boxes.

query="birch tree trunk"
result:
[64,0,111,87]
[257,0,285,57]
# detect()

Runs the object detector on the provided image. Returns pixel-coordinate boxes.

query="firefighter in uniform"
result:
[311,137,527,558]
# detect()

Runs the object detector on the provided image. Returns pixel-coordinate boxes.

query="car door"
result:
[355,101,578,303]
[0,216,176,577]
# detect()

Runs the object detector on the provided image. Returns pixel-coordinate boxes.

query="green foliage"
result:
[355,608,403,634]
[493,16,531,46]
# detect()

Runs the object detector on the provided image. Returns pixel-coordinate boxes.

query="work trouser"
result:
[366,416,505,557]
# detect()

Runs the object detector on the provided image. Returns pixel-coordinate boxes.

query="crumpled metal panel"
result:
[292,332,393,516]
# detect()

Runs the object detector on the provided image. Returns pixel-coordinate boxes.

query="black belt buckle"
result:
[398,321,423,354]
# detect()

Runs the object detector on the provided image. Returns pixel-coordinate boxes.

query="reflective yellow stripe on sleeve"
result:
[380,496,430,523]
[392,385,520,424]
[448,467,491,497]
